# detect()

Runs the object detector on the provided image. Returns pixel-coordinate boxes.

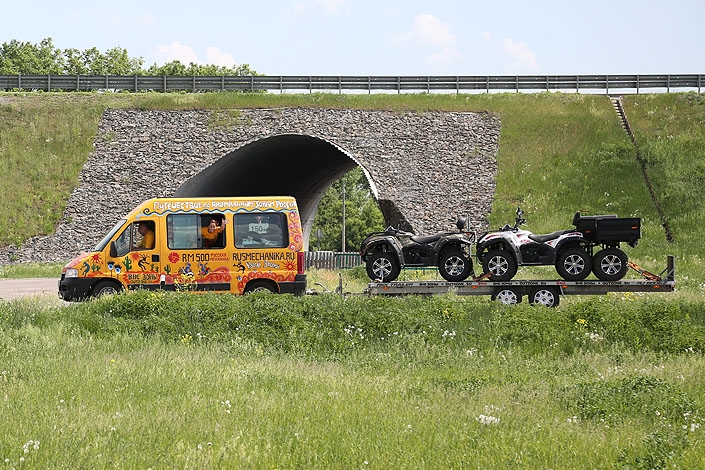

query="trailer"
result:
[364,256,675,307]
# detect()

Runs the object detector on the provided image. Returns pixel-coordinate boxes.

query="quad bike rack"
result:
[364,256,675,308]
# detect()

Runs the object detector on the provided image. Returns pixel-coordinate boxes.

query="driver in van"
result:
[202,216,228,248]
[136,221,155,250]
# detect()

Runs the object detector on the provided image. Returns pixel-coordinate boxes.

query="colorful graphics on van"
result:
[59,197,306,299]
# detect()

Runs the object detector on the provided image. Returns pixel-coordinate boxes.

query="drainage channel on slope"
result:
[610,96,675,243]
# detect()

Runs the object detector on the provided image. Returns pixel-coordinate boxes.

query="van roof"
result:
[127,196,298,219]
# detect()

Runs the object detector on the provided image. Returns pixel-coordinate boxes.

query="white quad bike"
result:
[476,208,641,282]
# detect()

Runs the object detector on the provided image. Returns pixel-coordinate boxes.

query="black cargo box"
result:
[572,212,641,244]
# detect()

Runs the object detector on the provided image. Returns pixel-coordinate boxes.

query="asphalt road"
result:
[0,278,59,300]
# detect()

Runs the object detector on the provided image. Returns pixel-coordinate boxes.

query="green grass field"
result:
[2,291,704,467]
[1,91,704,467]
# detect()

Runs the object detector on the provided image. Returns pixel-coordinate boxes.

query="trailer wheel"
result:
[492,287,521,305]
[529,287,560,308]
[483,250,517,281]
[366,251,400,282]
[92,280,122,298]
[556,248,592,281]
[438,248,473,282]
[592,248,628,281]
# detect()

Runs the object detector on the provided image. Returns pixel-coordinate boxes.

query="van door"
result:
[110,219,162,290]
[164,213,231,292]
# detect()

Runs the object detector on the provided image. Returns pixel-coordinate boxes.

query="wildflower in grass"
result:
[576,318,588,329]
[181,334,193,345]
[442,330,456,339]
[22,440,40,454]
[476,414,500,425]
[586,332,604,342]
[221,399,232,414]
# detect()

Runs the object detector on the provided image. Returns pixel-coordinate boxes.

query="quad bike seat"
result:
[528,230,574,243]
[411,234,446,244]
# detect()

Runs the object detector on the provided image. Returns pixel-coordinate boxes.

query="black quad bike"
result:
[476,208,641,282]
[360,218,475,282]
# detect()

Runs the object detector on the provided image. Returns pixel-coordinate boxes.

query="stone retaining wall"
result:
[0,108,500,264]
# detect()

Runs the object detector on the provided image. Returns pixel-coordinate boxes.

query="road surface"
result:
[0,278,58,300]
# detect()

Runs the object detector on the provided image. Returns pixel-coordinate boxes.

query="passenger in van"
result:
[202,216,228,248]
[136,221,155,250]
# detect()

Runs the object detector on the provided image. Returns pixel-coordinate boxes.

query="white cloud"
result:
[205,47,236,68]
[482,31,492,41]
[153,41,199,65]
[397,14,460,67]
[401,13,456,47]
[500,38,538,71]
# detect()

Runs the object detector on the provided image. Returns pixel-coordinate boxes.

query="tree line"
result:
[0,38,257,76]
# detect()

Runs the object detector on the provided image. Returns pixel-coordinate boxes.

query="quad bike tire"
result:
[366,251,401,282]
[438,248,473,282]
[592,248,629,281]
[482,249,517,281]
[555,248,592,281]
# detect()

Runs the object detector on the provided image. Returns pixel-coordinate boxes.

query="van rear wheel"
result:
[245,280,278,294]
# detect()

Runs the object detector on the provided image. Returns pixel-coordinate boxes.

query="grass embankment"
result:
[1,91,704,290]
[1,291,704,467]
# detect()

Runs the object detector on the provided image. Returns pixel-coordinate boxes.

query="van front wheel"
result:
[92,280,122,298]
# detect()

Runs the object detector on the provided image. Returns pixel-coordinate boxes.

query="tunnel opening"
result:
[174,134,378,250]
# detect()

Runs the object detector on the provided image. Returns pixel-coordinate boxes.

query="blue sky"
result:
[2,0,703,75]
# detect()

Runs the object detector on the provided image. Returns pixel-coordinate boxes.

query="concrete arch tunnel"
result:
[174,134,377,250]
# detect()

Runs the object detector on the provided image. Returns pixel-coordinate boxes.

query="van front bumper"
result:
[58,277,96,302]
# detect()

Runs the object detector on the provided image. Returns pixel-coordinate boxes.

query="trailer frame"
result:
[364,255,675,307]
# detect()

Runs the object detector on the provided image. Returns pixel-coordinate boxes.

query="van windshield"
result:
[93,219,127,251]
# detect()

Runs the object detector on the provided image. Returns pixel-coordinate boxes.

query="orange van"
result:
[59,196,306,300]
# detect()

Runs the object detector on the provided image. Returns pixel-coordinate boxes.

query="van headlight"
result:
[64,268,79,278]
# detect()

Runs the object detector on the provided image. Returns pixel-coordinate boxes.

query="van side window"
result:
[234,213,288,248]
[113,221,155,257]
[167,213,227,249]
[200,214,227,249]
[167,214,199,249]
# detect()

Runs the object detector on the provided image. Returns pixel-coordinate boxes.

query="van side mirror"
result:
[110,241,117,258]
